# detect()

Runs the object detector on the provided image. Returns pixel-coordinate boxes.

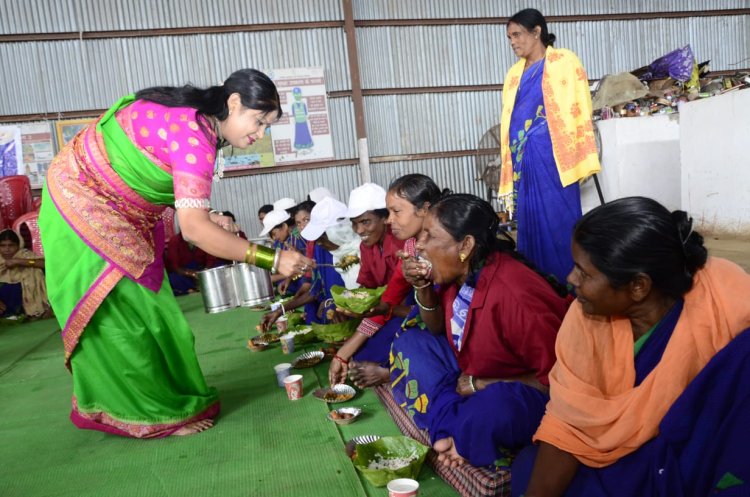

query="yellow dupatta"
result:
[499,46,601,205]
[0,229,49,317]
[534,257,750,467]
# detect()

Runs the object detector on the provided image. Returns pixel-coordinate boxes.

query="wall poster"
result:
[266,67,335,166]
[20,122,55,188]
[0,125,24,177]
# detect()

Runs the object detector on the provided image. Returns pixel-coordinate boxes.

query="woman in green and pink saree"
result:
[39,69,314,438]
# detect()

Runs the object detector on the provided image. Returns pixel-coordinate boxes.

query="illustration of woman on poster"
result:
[291,87,314,153]
[0,128,20,176]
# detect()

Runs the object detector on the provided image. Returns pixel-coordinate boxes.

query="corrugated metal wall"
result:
[0,29,351,115]
[1,1,748,231]
[363,92,500,155]
[353,0,750,18]
[0,0,343,33]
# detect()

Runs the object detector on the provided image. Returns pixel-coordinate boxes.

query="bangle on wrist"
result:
[333,354,349,366]
[271,248,281,275]
[244,243,257,265]
[28,259,36,266]
[412,281,431,289]
[254,244,275,270]
[414,289,438,312]
[469,375,477,393]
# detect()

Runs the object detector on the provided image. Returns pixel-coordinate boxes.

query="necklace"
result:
[212,117,226,183]
[524,57,544,80]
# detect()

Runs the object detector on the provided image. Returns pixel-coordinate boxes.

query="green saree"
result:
[38,95,219,438]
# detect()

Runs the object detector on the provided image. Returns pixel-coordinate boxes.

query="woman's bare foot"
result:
[172,418,214,436]
[348,361,390,388]
[433,436,467,468]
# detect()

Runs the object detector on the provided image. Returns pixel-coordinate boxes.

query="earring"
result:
[229,110,232,116]
[459,253,466,263]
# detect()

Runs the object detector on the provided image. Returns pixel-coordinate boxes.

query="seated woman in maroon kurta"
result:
[390,194,571,468]
[164,232,221,295]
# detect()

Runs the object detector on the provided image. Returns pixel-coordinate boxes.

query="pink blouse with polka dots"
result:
[114,100,217,206]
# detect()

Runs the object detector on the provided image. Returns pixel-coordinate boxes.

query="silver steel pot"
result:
[197,265,237,313]
[233,262,274,307]
[196,263,273,313]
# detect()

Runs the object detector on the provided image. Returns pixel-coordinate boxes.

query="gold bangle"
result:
[254,244,276,270]
[244,244,257,265]
[28,259,35,266]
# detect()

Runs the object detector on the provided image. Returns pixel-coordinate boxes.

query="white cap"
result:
[308,187,333,204]
[345,183,387,218]
[300,197,348,241]
[259,209,290,237]
[273,197,296,211]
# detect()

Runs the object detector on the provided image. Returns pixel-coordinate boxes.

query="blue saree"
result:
[302,244,344,324]
[390,296,548,469]
[509,59,581,284]
[511,301,750,496]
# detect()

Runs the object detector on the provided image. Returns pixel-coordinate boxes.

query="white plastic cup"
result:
[274,363,292,387]
[280,333,295,354]
[387,478,419,497]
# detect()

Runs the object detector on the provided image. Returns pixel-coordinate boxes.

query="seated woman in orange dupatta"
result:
[512,196,750,497]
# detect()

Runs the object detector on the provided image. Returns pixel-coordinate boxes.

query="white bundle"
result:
[366,451,418,470]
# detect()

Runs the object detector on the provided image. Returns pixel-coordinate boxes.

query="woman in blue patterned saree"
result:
[500,9,600,284]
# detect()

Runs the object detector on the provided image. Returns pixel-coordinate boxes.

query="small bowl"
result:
[345,434,381,458]
[292,350,325,369]
[313,384,356,403]
[327,407,362,425]
[247,337,269,352]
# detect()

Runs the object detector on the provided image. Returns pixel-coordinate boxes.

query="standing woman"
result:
[500,8,600,284]
[39,69,313,438]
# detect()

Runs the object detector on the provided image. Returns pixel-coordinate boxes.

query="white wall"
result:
[680,90,750,236]
[581,114,682,213]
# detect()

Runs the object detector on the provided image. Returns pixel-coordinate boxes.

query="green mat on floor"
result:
[0,294,458,497]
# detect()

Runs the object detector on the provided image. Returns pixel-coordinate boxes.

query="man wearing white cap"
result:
[301,197,360,289]
[258,209,291,240]
[258,209,301,290]
[345,183,404,289]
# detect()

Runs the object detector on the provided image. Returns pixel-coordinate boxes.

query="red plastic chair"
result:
[12,211,43,256]
[0,175,33,229]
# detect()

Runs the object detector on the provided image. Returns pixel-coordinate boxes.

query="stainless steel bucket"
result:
[233,263,274,307]
[197,265,238,313]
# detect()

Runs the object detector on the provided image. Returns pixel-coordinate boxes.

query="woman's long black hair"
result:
[574,196,707,299]
[431,194,568,297]
[135,68,282,145]
[508,8,556,47]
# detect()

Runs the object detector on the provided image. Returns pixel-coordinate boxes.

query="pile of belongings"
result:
[592,45,750,120]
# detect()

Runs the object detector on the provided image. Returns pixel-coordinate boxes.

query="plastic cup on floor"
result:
[387,478,419,497]
[276,316,289,333]
[274,363,292,387]
[280,333,295,354]
[283,374,303,400]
